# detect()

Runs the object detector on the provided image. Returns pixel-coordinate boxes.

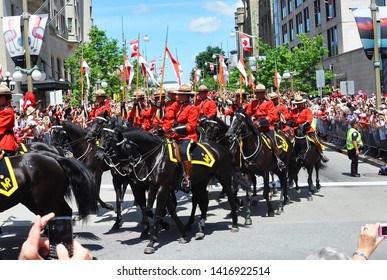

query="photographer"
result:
[19,213,92,260]
[352,223,386,260]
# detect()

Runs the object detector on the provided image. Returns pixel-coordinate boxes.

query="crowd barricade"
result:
[315,117,387,157]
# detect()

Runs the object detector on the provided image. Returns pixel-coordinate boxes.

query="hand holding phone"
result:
[48,216,73,259]
[379,223,387,237]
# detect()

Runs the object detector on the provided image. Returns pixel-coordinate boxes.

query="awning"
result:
[20,78,71,91]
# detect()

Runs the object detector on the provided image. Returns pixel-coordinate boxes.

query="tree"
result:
[65,26,123,106]
[191,46,225,90]
[255,34,332,95]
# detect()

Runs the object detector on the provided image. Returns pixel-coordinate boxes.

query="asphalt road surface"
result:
[1,147,387,260]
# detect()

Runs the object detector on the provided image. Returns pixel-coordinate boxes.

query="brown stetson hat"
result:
[175,84,195,95]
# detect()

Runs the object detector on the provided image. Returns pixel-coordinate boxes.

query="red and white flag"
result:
[150,59,156,71]
[274,70,282,89]
[209,63,215,72]
[240,34,252,52]
[129,38,139,58]
[194,67,201,85]
[81,57,90,89]
[166,46,182,85]
[123,54,134,85]
[0,64,3,80]
[236,55,247,86]
[248,72,255,91]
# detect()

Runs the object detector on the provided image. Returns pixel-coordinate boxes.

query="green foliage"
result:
[65,26,124,105]
[248,34,331,94]
[191,46,225,91]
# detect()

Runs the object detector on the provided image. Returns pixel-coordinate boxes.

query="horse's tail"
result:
[55,156,98,221]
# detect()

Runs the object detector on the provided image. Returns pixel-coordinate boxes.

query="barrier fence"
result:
[315,118,387,159]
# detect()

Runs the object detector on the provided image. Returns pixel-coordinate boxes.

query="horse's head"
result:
[225,110,247,141]
[85,111,113,143]
[50,124,69,148]
[203,118,221,142]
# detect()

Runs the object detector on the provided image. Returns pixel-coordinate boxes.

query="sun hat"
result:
[133,89,145,98]
[267,92,279,100]
[95,89,107,98]
[198,85,209,92]
[26,106,36,116]
[254,83,266,93]
[0,84,12,95]
[292,93,306,104]
[176,84,195,95]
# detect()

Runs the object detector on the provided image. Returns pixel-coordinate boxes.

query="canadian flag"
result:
[209,63,215,72]
[236,55,248,86]
[240,34,252,52]
[123,54,134,86]
[129,39,139,58]
[150,59,156,71]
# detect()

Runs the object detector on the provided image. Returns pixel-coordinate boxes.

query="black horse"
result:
[288,126,324,201]
[93,120,243,254]
[226,110,293,216]
[50,120,114,211]
[0,152,97,221]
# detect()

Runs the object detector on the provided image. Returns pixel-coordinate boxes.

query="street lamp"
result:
[1,71,16,91]
[95,78,108,90]
[283,70,295,93]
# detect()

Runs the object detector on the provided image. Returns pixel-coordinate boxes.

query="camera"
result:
[379,223,387,237]
[48,216,73,258]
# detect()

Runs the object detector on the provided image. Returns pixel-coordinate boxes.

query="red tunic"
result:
[196,98,217,119]
[88,101,111,121]
[0,103,18,151]
[291,107,314,133]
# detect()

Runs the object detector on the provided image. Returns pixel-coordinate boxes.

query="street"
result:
[1,146,387,260]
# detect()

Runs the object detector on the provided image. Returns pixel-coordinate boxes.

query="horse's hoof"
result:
[307,196,313,201]
[106,204,114,211]
[316,185,321,190]
[276,208,284,214]
[144,247,155,254]
[251,200,258,206]
[195,232,205,240]
[284,198,290,205]
[268,211,275,217]
[230,227,239,233]
[244,218,252,225]
[295,188,301,194]
[160,221,170,231]
[179,237,188,244]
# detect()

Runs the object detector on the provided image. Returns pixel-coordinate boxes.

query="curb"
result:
[323,141,386,168]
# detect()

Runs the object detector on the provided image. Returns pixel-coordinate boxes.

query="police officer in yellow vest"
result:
[347,118,363,177]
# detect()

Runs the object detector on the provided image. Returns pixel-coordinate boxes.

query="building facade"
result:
[0,0,92,109]
[237,0,387,96]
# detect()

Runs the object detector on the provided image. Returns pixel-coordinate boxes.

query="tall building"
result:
[0,0,93,109]
[237,0,387,95]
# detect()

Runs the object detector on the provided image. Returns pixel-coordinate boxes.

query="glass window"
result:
[296,0,302,8]
[282,24,288,43]
[325,0,336,21]
[289,19,294,41]
[304,7,310,33]
[281,0,287,19]
[314,0,321,27]
[288,0,293,14]
[296,12,303,35]
[327,26,338,57]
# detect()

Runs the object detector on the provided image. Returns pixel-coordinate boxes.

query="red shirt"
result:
[163,102,198,141]
[88,101,111,121]
[0,102,18,151]
[290,107,314,133]
[196,98,217,119]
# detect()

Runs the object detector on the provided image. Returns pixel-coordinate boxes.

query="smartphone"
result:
[48,216,74,258]
[379,223,387,237]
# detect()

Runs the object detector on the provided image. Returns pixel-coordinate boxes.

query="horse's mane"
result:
[62,121,87,137]
[215,116,229,131]
[243,112,260,135]
[117,125,162,147]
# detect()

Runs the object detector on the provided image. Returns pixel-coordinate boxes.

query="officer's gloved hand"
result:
[156,101,161,108]
[287,119,295,127]
[301,121,310,130]
[133,99,139,106]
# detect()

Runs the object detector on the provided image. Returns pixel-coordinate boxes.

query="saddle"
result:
[166,139,215,167]
[0,157,18,197]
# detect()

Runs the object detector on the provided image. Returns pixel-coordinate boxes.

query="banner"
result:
[351,8,374,60]
[3,16,23,66]
[379,7,387,59]
[28,14,48,56]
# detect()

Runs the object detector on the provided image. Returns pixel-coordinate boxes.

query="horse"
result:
[50,120,114,211]
[0,151,98,221]
[93,119,243,254]
[288,125,324,201]
[226,110,293,217]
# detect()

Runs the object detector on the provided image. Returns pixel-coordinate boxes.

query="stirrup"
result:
[277,159,286,171]
[321,155,329,163]
[180,177,191,193]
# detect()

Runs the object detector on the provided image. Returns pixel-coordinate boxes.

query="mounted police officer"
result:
[163,84,198,191]
[0,85,18,156]
[88,89,111,125]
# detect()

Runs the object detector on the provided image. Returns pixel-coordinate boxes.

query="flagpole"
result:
[157,26,169,119]
[80,48,85,128]
[135,33,141,117]
[121,16,127,122]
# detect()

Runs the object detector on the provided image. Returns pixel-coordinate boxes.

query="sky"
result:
[92,0,244,84]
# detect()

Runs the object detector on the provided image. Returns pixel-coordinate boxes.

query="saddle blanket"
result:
[167,139,215,167]
[16,143,28,154]
[0,157,18,197]
[261,132,289,152]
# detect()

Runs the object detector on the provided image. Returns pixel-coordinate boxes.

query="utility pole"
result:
[371,0,381,109]
[22,0,33,92]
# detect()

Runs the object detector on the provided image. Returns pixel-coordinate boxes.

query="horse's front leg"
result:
[96,171,114,211]
[194,187,209,239]
[315,163,321,190]
[112,180,123,230]
[262,172,275,217]
[185,191,198,231]
[307,167,314,201]
[276,171,288,214]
